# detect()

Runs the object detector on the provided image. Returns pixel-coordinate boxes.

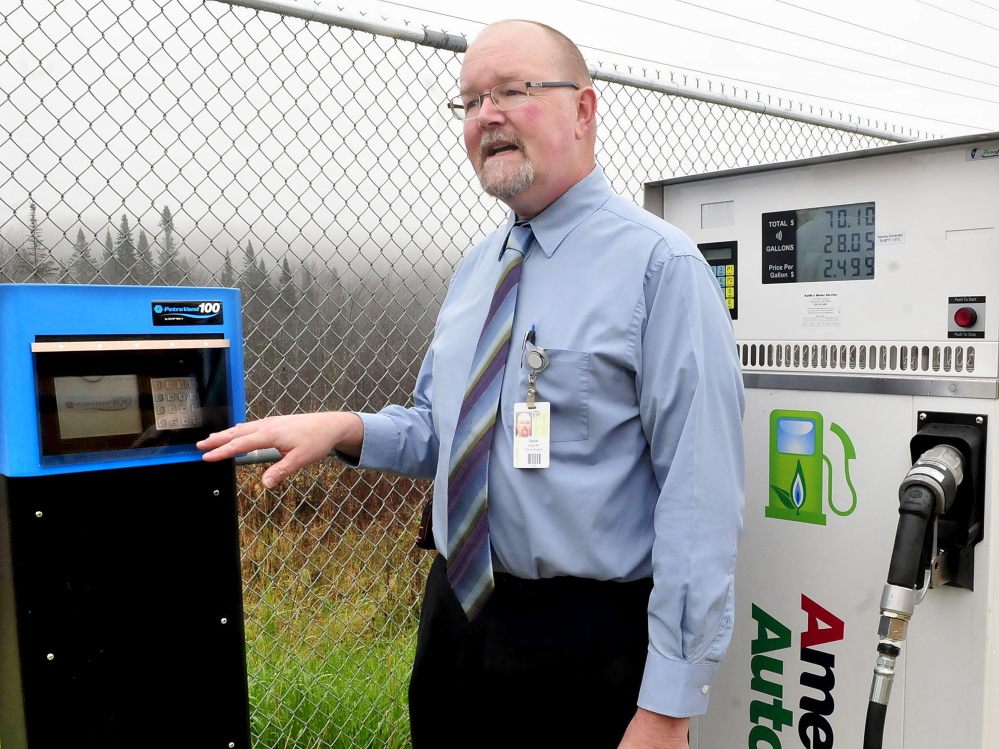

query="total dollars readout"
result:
[823,207,874,280]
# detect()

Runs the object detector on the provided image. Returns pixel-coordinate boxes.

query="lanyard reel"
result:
[524,346,549,408]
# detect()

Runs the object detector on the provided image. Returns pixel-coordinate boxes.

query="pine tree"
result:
[21,199,58,282]
[69,227,97,283]
[135,228,154,284]
[243,240,256,273]
[279,256,298,307]
[255,256,275,304]
[100,227,123,284]
[156,205,182,285]
[220,249,236,288]
[114,214,137,284]
[240,240,266,291]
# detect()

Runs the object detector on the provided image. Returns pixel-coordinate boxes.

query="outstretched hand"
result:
[197,412,364,488]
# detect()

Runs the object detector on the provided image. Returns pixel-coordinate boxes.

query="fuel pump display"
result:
[763,201,877,284]
[0,285,249,749]
[646,132,999,749]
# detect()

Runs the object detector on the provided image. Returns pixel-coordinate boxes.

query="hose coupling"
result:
[899,444,964,513]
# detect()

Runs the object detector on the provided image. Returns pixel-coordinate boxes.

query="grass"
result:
[247,634,414,749]
[236,461,432,749]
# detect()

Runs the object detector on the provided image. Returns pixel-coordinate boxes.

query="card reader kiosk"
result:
[0,285,249,749]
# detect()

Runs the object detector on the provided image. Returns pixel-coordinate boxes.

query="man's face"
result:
[459,23,591,218]
[516,414,532,437]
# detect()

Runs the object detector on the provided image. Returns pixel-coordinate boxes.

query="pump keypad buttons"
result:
[151,376,203,430]
[698,241,738,320]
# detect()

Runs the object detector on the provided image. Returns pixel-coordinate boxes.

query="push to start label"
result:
[152,300,224,326]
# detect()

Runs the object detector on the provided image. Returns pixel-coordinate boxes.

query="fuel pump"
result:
[645,132,999,748]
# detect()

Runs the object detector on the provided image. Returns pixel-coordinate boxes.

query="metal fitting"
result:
[899,444,964,513]
[878,615,908,641]
[880,584,915,619]
[869,652,897,705]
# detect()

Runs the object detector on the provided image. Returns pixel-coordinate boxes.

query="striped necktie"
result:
[446,223,532,619]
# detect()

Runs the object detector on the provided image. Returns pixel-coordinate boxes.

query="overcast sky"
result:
[3,0,996,266]
[348,0,999,139]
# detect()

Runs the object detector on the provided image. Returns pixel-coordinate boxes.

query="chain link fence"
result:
[0,1,912,746]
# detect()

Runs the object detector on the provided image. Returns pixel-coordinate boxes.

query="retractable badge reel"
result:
[524,346,549,407]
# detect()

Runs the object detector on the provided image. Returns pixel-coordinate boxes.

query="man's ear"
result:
[575,86,597,140]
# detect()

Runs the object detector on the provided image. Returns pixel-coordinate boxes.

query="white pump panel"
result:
[646,133,999,749]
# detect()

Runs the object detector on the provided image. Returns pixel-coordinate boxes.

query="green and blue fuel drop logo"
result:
[768,410,858,525]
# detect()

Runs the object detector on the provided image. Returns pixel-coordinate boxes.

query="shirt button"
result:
[701,685,710,694]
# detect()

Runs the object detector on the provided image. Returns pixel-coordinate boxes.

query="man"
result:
[200,19,744,749]
[515,412,532,438]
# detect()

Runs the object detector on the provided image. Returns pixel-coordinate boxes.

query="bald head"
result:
[475,20,592,87]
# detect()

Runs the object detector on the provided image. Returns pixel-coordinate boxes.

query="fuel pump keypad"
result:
[151,376,203,430]
[698,241,738,320]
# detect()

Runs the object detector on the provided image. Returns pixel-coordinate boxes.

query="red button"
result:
[954,307,978,327]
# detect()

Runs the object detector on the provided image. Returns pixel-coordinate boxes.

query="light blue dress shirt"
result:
[355,166,745,717]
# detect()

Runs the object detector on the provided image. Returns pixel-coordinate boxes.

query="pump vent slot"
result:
[737,341,991,377]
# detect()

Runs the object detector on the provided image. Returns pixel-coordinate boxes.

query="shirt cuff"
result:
[637,650,720,718]
[337,412,401,471]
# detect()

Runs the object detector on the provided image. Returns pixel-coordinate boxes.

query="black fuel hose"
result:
[863,702,887,749]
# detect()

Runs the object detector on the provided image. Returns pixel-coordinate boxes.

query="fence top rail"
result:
[209,0,921,145]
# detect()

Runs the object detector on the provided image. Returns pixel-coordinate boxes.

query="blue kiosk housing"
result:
[0,285,250,749]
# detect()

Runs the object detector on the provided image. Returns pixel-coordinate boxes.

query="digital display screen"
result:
[700,247,733,262]
[54,374,142,440]
[762,202,875,284]
[34,338,230,460]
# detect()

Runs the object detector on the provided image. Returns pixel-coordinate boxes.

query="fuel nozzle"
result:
[865,443,966,749]
[885,444,964,594]
[871,445,964,705]
[864,415,985,749]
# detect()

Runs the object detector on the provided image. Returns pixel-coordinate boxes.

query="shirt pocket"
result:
[517,348,590,442]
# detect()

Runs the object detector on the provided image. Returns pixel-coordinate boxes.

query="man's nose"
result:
[475,94,506,125]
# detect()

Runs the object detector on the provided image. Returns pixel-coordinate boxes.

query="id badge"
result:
[512,401,550,468]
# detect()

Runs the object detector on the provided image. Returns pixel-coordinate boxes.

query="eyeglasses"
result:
[447,80,580,121]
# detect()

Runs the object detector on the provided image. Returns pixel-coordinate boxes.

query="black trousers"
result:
[409,554,653,749]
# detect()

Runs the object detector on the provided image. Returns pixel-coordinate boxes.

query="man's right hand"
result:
[197,412,364,488]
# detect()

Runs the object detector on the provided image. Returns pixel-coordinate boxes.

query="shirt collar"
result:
[496,166,611,260]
